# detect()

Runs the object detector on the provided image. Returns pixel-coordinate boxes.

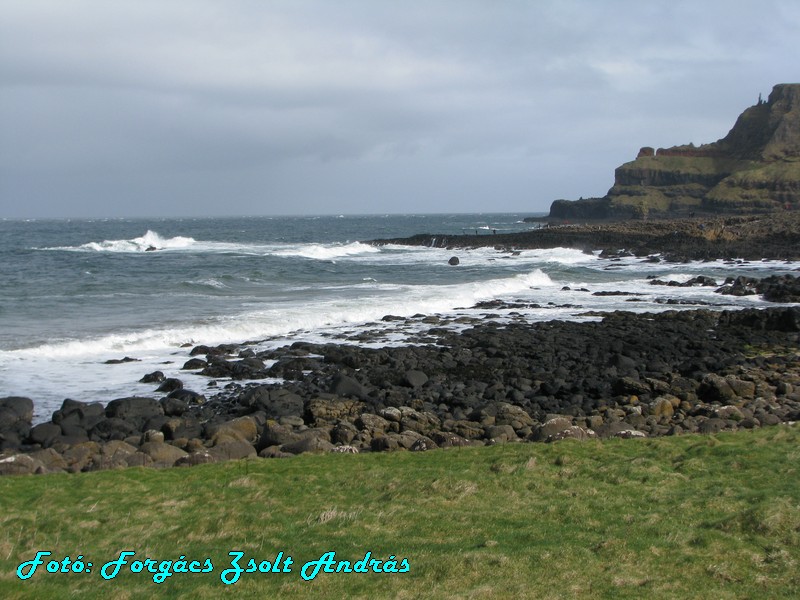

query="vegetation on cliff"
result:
[548,84,800,220]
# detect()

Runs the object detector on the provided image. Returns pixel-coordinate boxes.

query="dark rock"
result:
[403,370,429,388]
[29,422,62,447]
[167,389,206,404]
[91,417,138,441]
[182,358,208,370]
[161,416,203,441]
[139,371,165,384]
[330,374,367,399]
[448,256,460,266]
[104,356,140,364]
[156,378,183,393]
[105,397,163,425]
[160,396,189,417]
[0,397,34,423]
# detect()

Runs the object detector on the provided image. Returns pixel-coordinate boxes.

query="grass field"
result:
[1,425,799,599]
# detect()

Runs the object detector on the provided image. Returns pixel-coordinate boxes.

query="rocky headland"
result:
[543,83,800,221]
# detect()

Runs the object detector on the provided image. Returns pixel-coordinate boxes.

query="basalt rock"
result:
[5,306,800,475]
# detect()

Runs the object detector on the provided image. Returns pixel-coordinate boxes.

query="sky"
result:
[1,1,798,218]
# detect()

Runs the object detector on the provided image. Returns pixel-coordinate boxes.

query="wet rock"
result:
[140,371,165,384]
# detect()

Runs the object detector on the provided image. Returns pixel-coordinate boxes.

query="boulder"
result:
[208,439,257,461]
[205,416,260,444]
[239,387,304,418]
[306,397,364,425]
[529,417,573,442]
[105,397,164,429]
[175,451,217,467]
[546,426,597,442]
[61,442,101,473]
[166,389,206,405]
[0,396,34,423]
[138,441,189,467]
[258,423,302,450]
[280,436,335,455]
[484,424,518,443]
[330,374,367,399]
[403,370,429,388]
[356,413,391,434]
[0,453,44,476]
[28,422,62,447]
[156,378,183,393]
[139,371,165,383]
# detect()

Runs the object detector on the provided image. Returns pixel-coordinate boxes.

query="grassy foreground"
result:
[1,426,799,599]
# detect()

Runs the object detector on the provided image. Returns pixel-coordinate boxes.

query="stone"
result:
[139,371,165,383]
[205,416,259,444]
[650,397,676,420]
[281,436,335,455]
[175,452,217,467]
[530,417,573,442]
[105,397,164,428]
[484,424,517,443]
[0,397,34,422]
[403,370,429,388]
[356,413,391,434]
[306,397,364,425]
[28,422,62,447]
[138,441,189,467]
[208,439,257,461]
[258,423,301,449]
[0,453,43,476]
[546,425,596,442]
[156,378,183,393]
[330,374,367,399]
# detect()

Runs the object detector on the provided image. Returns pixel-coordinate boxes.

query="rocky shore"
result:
[2,298,799,475]
[371,212,800,262]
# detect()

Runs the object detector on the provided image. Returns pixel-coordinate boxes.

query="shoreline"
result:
[368,212,800,262]
[2,303,799,474]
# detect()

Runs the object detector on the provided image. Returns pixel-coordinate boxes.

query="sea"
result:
[1,213,798,423]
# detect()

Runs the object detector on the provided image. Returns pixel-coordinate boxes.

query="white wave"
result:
[186,278,230,289]
[272,241,380,260]
[48,230,198,253]
[4,268,554,360]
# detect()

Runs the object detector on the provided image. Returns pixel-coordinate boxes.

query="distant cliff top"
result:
[546,84,800,220]
[716,83,800,160]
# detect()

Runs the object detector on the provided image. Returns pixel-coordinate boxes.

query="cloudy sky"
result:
[1,1,798,218]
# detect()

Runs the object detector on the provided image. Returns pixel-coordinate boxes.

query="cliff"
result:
[546,83,800,220]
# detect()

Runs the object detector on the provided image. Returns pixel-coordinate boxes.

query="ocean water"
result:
[1,213,797,423]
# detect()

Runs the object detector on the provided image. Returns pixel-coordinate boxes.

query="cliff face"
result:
[549,84,800,219]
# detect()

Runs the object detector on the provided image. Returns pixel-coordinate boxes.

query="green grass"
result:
[2,426,799,599]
